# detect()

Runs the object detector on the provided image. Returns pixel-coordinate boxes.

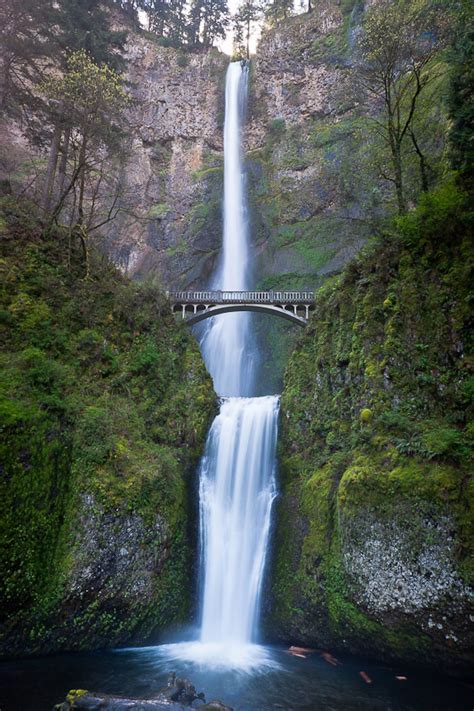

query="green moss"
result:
[66,690,88,704]
[0,201,215,656]
[270,184,474,668]
[147,203,169,219]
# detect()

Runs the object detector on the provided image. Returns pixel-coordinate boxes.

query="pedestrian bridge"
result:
[167,290,315,326]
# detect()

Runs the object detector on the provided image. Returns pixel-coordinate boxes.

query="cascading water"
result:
[196,61,279,663]
[156,61,278,670]
[199,396,278,648]
[199,62,256,397]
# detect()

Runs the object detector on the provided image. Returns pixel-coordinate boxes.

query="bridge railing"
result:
[167,290,315,304]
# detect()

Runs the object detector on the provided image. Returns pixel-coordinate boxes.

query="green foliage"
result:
[0,201,215,655]
[233,0,262,58]
[142,0,229,47]
[268,117,286,137]
[42,49,129,145]
[270,184,473,665]
[147,203,169,219]
[447,1,474,187]
[55,0,127,69]
[356,0,453,212]
[264,0,294,28]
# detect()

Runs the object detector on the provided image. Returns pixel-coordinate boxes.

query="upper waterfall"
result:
[199,62,257,397]
[221,62,249,290]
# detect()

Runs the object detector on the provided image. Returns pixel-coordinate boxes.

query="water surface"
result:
[0,645,472,710]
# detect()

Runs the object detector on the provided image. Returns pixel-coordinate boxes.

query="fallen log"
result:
[321,652,341,667]
[288,645,316,654]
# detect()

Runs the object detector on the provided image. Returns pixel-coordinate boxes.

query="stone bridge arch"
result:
[167,290,315,327]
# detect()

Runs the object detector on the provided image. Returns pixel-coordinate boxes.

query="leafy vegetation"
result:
[270,180,473,669]
[0,199,215,655]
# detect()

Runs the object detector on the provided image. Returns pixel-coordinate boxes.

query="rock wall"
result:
[241,1,384,390]
[0,32,228,290]
[112,2,377,292]
[246,1,370,292]
[103,38,228,288]
[268,184,474,673]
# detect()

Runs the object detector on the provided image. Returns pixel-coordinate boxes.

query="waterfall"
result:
[156,62,278,670]
[199,397,278,646]
[199,62,256,397]
[196,62,279,660]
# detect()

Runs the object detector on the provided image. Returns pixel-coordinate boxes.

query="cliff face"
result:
[111,3,379,292]
[0,2,390,299]
[103,38,227,287]
[0,203,216,657]
[268,184,474,673]
[0,33,228,291]
[247,1,371,292]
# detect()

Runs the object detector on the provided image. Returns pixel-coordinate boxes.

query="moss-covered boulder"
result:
[0,200,216,657]
[269,184,474,673]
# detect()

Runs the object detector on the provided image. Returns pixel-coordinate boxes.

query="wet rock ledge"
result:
[53,675,232,711]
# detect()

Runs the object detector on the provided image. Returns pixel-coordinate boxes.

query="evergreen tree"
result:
[448,2,474,188]
[233,0,261,58]
[166,0,190,44]
[189,0,229,46]
[145,0,169,36]
[264,0,293,26]
[0,0,58,114]
[56,0,127,69]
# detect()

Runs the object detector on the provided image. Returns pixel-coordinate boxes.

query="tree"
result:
[264,0,293,27]
[447,1,474,188]
[356,0,451,213]
[190,0,229,46]
[55,0,127,70]
[145,0,169,37]
[0,0,58,114]
[233,0,261,59]
[0,0,126,115]
[41,50,130,230]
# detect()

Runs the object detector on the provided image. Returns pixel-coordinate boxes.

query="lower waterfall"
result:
[199,396,279,647]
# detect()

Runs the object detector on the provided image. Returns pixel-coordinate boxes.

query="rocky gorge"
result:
[0,0,472,688]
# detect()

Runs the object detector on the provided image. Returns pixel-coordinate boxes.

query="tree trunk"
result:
[42,122,61,214]
[57,127,71,200]
[393,146,405,214]
[410,130,430,193]
[388,121,406,214]
[77,134,88,226]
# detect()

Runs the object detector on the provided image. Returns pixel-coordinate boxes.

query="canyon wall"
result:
[268,184,474,673]
[0,208,216,657]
